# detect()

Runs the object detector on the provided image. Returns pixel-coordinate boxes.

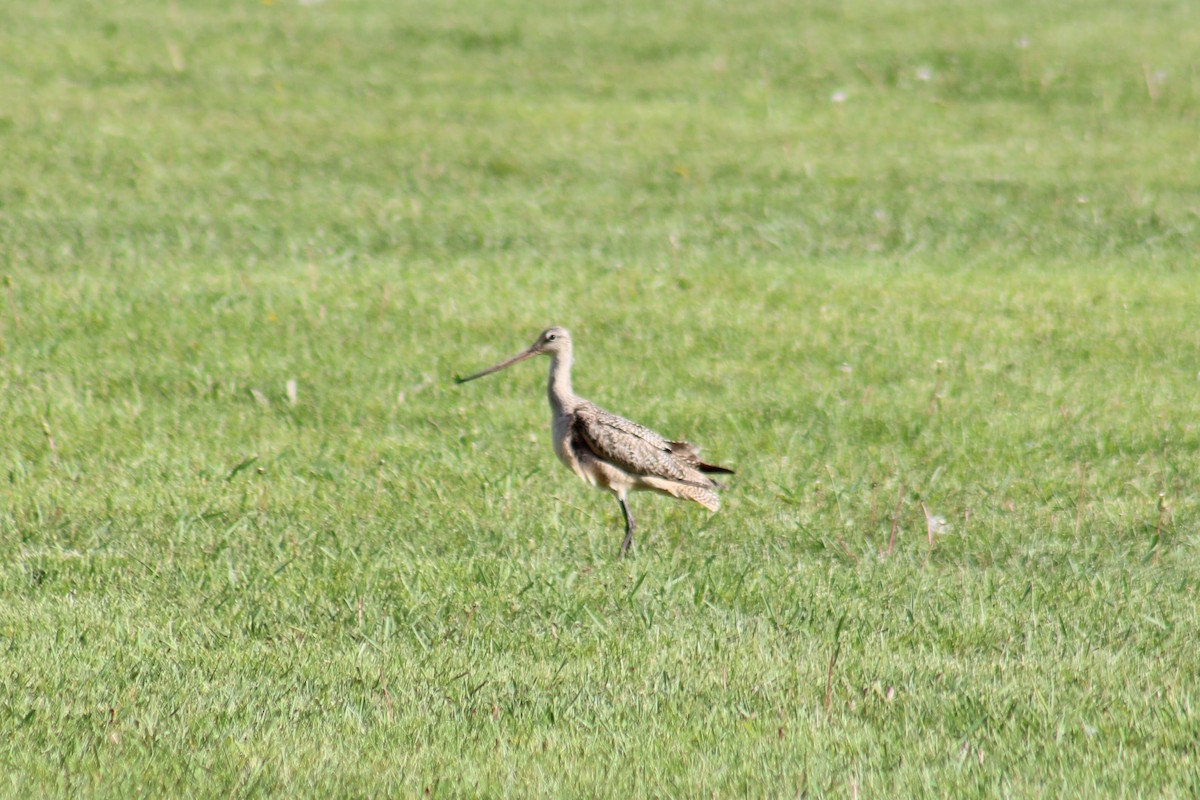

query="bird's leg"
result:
[619,498,635,557]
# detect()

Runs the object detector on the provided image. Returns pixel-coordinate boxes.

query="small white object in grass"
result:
[928,514,950,535]
[838,362,853,373]
[915,66,932,82]
[1015,36,1031,49]
[831,90,847,103]
[250,388,270,408]
[286,378,298,406]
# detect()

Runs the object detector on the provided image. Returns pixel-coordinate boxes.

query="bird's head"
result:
[456,326,572,383]
[531,326,571,356]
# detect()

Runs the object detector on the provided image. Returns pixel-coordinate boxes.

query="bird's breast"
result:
[551,413,591,485]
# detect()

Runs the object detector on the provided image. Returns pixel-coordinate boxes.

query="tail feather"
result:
[667,440,734,476]
[639,476,721,512]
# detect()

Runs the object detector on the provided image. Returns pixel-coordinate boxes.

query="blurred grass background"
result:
[2,0,1199,796]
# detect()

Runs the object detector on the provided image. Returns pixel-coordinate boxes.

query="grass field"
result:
[3,0,1200,795]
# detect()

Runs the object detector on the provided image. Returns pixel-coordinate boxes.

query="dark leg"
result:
[619,498,635,557]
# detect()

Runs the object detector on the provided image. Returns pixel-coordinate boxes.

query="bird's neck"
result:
[547,351,575,414]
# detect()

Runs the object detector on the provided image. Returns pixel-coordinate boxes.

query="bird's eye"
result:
[546,333,557,341]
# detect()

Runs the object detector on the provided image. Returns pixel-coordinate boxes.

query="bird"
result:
[456,326,733,556]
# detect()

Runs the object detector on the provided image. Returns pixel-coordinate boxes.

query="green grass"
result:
[3,0,1200,795]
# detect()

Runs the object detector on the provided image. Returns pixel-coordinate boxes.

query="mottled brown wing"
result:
[573,403,708,485]
[580,403,671,448]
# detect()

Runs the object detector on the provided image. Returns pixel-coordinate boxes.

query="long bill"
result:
[455,346,538,383]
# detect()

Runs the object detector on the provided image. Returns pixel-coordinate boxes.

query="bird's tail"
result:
[640,476,721,512]
[668,440,734,476]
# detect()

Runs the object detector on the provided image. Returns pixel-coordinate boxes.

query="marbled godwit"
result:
[457,327,733,556]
